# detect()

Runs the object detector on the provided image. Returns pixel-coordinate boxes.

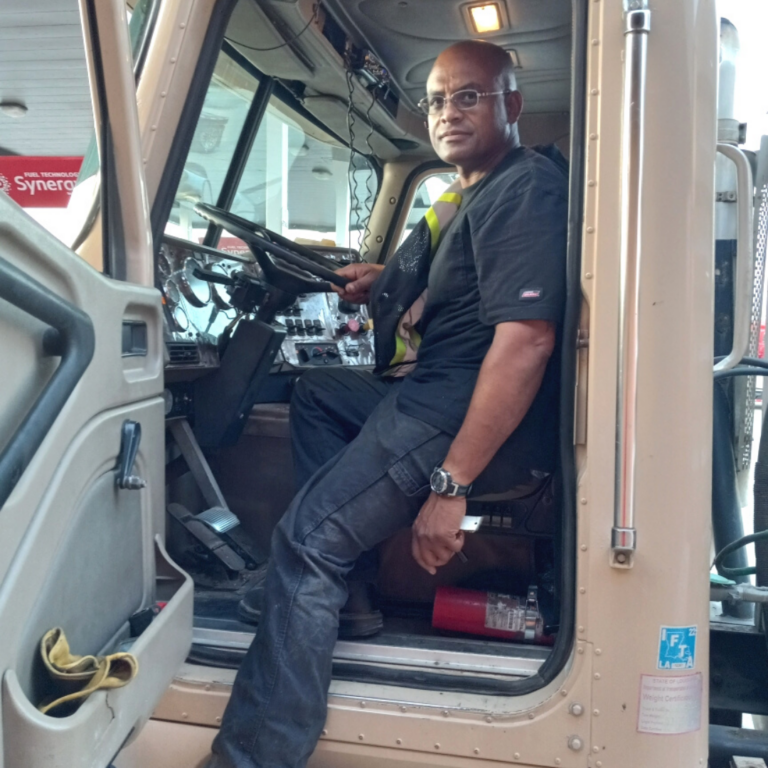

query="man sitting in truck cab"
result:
[207,39,569,768]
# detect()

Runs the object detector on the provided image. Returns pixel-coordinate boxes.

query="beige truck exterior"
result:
[0,0,750,766]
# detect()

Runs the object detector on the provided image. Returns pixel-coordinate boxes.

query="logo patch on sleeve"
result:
[519,288,543,300]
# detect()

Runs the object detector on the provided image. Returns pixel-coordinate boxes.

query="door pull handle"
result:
[116,420,146,490]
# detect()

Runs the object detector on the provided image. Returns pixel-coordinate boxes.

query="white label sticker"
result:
[637,673,702,735]
[485,594,526,633]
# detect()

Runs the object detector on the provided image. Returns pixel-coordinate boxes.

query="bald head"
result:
[425,40,523,185]
[433,40,517,92]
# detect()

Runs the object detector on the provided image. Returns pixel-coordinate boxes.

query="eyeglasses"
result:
[417,89,511,116]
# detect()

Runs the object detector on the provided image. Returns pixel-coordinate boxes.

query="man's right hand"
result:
[334,263,385,305]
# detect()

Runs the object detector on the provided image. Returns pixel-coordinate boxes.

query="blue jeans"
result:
[289,368,401,581]
[209,373,452,768]
[290,367,399,489]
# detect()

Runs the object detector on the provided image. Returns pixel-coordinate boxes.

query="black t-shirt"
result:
[393,145,569,473]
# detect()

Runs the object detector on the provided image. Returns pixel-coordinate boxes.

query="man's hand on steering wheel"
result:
[334,263,385,304]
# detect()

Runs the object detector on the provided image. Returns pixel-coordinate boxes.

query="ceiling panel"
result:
[356,0,570,42]
[324,0,572,114]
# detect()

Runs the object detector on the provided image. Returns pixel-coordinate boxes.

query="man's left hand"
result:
[411,493,466,575]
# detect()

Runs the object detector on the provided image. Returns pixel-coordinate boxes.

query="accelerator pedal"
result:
[167,503,245,572]
[198,506,240,534]
[198,506,264,569]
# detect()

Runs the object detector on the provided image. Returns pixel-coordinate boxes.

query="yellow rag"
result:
[38,627,138,715]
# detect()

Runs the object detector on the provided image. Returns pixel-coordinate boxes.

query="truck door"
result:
[0,1,192,766]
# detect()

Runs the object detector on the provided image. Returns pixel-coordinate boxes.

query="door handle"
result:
[0,255,95,511]
[116,420,146,490]
[714,143,754,373]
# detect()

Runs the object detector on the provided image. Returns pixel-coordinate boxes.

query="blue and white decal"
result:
[657,625,697,670]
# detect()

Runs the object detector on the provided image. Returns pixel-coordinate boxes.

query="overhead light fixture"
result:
[468,3,502,33]
[0,101,28,118]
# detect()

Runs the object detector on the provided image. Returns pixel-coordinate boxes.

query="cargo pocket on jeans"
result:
[387,432,452,498]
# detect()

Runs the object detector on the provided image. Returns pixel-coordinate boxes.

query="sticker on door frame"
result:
[637,673,702,734]
[657,625,697,670]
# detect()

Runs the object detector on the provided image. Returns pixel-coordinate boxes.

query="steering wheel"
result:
[162,233,255,266]
[194,203,350,294]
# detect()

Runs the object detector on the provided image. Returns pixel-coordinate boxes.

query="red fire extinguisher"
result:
[432,585,555,645]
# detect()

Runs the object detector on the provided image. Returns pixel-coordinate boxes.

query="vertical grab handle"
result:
[713,144,754,373]
[612,6,651,569]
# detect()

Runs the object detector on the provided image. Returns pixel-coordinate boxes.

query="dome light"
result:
[468,4,502,34]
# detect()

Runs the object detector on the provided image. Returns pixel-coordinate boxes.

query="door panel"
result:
[0,196,192,768]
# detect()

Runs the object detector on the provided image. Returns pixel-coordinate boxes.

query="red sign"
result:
[0,156,84,208]
[214,236,251,256]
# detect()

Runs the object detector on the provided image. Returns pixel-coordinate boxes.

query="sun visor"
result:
[302,96,401,161]
[225,0,314,80]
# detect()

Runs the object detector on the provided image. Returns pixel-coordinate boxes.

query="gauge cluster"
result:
[159,239,253,359]
[158,237,375,373]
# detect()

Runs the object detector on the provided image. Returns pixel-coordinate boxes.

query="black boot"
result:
[238,578,383,638]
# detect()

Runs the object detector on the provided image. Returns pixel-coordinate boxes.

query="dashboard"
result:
[158,235,375,380]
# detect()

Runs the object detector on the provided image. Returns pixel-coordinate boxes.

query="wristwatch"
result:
[430,464,472,497]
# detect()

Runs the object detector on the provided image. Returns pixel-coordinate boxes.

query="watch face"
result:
[431,467,449,494]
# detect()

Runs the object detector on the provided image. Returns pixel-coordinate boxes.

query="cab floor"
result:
[190,590,550,662]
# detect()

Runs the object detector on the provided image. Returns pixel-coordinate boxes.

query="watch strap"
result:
[445,478,471,497]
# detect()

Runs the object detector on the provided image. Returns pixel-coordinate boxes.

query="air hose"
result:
[712,530,768,578]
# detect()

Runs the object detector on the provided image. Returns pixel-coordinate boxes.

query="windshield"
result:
[164,49,378,254]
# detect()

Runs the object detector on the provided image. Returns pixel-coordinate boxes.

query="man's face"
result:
[426,52,520,169]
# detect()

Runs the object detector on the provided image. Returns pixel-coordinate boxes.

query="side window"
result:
[165,54,378,253]
[72,0,159,206]
[0,0,97,246]
[397,172,457,247]
[0,0,156,248]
